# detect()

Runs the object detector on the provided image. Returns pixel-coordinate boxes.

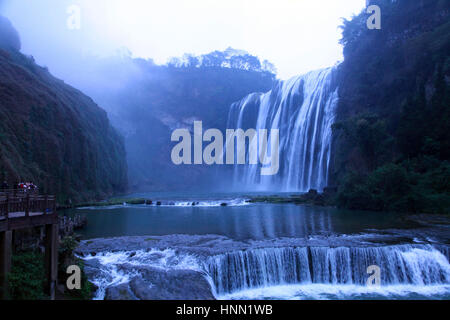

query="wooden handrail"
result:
[0,189,38,195]
[0,193,56,219]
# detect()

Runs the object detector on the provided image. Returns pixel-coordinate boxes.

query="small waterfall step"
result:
[205,245,450,295]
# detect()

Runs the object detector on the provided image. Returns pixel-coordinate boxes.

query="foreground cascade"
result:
[206,245,450,295]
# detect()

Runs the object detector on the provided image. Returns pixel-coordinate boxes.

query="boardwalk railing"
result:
[0,189,39,197]
[0,191,56,220]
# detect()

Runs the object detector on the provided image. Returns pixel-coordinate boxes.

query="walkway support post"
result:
[44,224,58,300]
[0,231,12,299]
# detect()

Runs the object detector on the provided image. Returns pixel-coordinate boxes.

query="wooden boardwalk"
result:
[0,190,58,299]
[0,192,58,232]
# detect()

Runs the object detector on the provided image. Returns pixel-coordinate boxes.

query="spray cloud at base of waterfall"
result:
[171,121,280,176]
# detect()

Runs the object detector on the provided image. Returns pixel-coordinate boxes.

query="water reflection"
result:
[63,203,411,241]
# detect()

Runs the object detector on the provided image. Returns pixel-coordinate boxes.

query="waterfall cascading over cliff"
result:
[205,245,450,296]
[227,67,338,192]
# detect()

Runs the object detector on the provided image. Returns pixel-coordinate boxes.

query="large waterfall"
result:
[206,245,450,296]
[227,67,338,192]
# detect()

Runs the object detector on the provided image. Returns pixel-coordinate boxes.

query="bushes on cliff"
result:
[337,164,412,212]
[337,161,450,214]
[335,72,449,214]
[334,0,449,214]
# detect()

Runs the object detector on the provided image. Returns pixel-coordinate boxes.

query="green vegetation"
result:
[248,196,295,204]
[58,236,94,300]
[76,197,149,208]
[249,190,336,207]
[4,237,94,300]
[7,251,47,300]
[334,0,450,214]
[168,47,277,74]
[337,162,450,213]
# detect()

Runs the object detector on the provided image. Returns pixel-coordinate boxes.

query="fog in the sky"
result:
[1,0,365,80]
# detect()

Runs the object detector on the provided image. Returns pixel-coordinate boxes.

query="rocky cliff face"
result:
[0,16,127,202]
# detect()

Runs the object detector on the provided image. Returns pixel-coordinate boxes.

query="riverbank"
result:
[63,196,251,210]
[247,189,337,207]
[57,198,150,210]
[60,188,336,210]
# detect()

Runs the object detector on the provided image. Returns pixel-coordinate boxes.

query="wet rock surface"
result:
[129,269,214,300]
[101,269,214,300]
[81,247,216,300]
[105,283,136,300]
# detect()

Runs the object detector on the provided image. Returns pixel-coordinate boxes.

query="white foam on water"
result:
[78,198,250,210]
[217,284,450,300]
[82,249,202,300]
[399,248,450,285]
[205,244,450,298]
[153,198,250,207]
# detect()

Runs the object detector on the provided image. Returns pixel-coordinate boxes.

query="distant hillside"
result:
[0,15,20,51]
[67,51,275,191]
[0,17,127,202]
[333,0,450,213]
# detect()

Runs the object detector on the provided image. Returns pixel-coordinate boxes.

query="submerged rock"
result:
[129,269,215,300]
[105,283,136,300]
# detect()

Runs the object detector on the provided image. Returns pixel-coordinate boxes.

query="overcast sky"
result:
[1,0,366,80]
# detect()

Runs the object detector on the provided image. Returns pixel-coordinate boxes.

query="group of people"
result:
[0,181,39,193]
[17,182,38,192]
